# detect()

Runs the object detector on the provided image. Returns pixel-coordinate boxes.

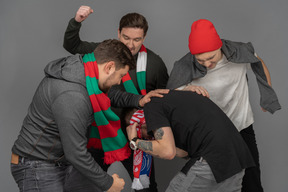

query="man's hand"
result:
[75,5,94,23]
[139,89,169,107]
[126,122,137,141]
[107,174,125,192]
[140,123,152,140]
[183,85,209,98]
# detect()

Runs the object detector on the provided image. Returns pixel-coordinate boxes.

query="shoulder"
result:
[47,79,90,109]
[146,48,165,64]
[222,39,255,54]
[172,52,195,70]
[176,52,194,63]
[54,87,89,104]
[51,89,92,122]
[145,48,168,73]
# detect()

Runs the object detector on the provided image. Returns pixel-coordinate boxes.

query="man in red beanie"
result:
[167,19,281,192]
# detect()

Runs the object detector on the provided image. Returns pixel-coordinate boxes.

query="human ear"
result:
[118,29,121,39]
[104,61,116,75]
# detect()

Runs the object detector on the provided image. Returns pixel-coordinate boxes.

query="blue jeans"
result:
[11,156,72,192]
[166,159,245,192]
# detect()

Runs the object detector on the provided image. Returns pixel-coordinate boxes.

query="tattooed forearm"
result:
[138,141,153,152]
[154,128,164,140]
[138,140,161,158]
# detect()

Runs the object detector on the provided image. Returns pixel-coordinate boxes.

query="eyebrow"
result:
[198,54,216,62]
[122,34,143,41]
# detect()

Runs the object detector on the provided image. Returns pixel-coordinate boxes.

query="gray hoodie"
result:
[12,54,113,190]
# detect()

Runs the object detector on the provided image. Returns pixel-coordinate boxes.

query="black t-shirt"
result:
[144,90,255,182]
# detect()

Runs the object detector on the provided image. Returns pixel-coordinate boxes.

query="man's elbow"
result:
[63,42,75,54]
[161,147,176,160]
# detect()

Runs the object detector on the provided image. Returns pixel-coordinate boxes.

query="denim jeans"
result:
[11,156,72,192]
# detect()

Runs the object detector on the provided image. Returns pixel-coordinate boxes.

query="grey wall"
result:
[1,0,287,191]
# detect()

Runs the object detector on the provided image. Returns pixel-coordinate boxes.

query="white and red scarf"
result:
[129,110,152,190]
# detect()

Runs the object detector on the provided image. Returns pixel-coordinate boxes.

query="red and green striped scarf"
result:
[122,45,147,95]
[84,52,131,164]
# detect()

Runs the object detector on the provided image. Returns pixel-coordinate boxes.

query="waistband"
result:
[11,152,70,167]
[181,156,206,175]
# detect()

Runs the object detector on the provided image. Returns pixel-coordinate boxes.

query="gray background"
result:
[1,0,287,191]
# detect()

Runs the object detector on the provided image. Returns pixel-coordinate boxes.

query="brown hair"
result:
[119,13,148,36]
[94,39,135,70]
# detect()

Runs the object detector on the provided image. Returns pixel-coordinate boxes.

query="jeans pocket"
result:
[166,172,186,191]
[166,171,196,192]
[193,161,216,182]
[11,163,23,184]
[11,162,36,191]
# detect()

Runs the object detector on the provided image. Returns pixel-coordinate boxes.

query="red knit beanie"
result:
[188,19,222,55]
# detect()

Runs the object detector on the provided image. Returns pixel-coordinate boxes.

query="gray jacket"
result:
[12,54,125,191]
[167,39,281,114]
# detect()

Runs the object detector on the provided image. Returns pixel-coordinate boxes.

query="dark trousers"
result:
[240,125,264,192]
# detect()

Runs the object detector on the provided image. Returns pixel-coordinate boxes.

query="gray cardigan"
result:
[167,39,281,114]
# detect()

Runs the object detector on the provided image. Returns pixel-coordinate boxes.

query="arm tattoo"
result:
[154,128,164,140]
[138,141,153,152]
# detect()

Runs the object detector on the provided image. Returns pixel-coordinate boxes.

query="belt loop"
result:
[199,157,203,162]
[21,156,24,164]
[55,161,64,167]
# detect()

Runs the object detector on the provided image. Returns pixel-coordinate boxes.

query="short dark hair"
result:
[119,13,148,36]
[94,39,135,70]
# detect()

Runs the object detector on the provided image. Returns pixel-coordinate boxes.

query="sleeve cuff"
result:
[101,174,114,191]
[70,18,82,27]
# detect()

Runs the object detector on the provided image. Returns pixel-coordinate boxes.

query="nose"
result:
[126,40,134,49]
[203,61,211,68]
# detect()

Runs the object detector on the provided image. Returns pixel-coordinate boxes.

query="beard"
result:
[100,84,111,93]
[99,72,116,93]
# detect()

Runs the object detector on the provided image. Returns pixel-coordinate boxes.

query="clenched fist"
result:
[75,5,94,23]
